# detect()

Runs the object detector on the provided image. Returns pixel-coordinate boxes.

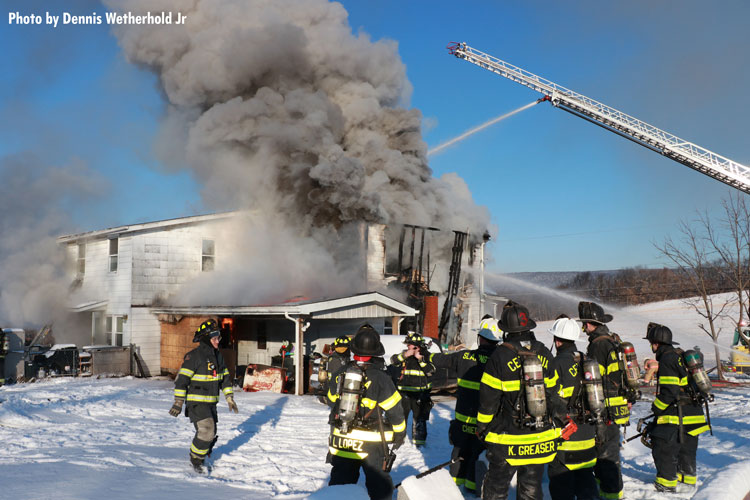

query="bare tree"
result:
[655,220,730,380]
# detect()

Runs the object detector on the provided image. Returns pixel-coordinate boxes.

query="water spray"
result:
[427,100,541,157]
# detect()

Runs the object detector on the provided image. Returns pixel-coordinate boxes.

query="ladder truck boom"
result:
[448,42,750,194]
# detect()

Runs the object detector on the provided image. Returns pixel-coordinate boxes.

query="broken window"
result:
[202,239,215,271]
[77,243,86,276]
[109,237,118,272]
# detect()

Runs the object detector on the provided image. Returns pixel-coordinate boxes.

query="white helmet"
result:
[548,318,580,342]
[478,317,502,342]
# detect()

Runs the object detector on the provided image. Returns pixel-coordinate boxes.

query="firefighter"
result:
[326,335,352,384]
[169,319,238,473]
[646,324,710,493]
[389,331,435,446]
[429,316,502,494]
[578,301,629,500]
[0,328,8,387]
[546,317,598,500]
[477,301,564,500]
[327,324,406,500]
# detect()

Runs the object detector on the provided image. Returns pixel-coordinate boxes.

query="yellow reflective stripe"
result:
[480,372,520,391]
[329,447,368,459]
[659,375,687,386]
[678,473,697,484]
[605,396,626,406]
[398,385,431,391]
[397,353,405,362]
[191,374,223,382]
[457,378,481,390]
[559,386,575,398]
[333,428,394,441]
[682,415,707,425]
[186,394,220,403]
[688,425,710,436]
[392,420,406,433]
[455,411,478,424]
[430,353,436,362]
[477,412,493,424]
[485,428,559,444]
[565,458,597,470]
[327,389,339,402]
[178,368,194,377]
[558,438,596,451]
[465,480,477,490]
[653,398,669,410]
[191,443,209,455]
[419,362,427,368]
[453,477,465,486]
[614,417,629,425]
[656,476,677,487]
[222,387,233,395]
[546,371,559,388]
[507,455,556,465]
[361,397,377,409]
[174,389,187,398]
[403,369,426,376]
[380,391,402,410]
[599,489,624,499]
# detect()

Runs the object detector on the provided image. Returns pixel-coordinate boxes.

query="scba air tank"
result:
[582,358,606,422]
[337,365,364,433]
[621,342,641,389]
[522,355,547,428]
[683,350,713,396]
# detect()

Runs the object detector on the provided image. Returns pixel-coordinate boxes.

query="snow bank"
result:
[397,468,462,500]
[694,460,750,500]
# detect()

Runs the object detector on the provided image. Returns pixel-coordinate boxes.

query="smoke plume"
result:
[106,0,491,303]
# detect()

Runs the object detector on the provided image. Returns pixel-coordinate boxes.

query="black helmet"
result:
[333,336,351,347]
[578,301,613,325]
[498,301,537,333]
[193,319,220,342]
[350,324,385,356]
[404,332,426,347]
[644,323,679,345]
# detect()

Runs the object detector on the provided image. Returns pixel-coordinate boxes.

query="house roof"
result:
[57,211,240,244]
[150,291,418,319]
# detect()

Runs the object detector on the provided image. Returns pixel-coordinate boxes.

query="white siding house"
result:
[59,213,236,375]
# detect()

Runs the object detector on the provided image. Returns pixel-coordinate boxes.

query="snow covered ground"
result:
[1,296,749,499]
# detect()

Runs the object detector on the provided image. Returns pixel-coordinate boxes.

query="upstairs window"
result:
[202,239,215,271]
[77,243,86,276]
[109,237,118,272]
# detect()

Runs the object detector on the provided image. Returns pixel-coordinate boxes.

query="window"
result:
[109,237,118,272]
[77,243,86,276]
[202,239,215,271]
[106,315,124,347]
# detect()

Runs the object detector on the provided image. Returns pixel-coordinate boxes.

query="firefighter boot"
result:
[654,481,676,494]
[190,454,205,473]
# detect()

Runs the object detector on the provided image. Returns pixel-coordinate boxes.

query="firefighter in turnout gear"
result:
[389,331,435,446]
[545,317,599,500]
[477,301,565,500]
[646,324,710,493]
[169,319,237,473]
[579,301,628,500]
[326,335,352,387]
[0,328,8,387]
[430,316,502,494]
[327,324,406,500]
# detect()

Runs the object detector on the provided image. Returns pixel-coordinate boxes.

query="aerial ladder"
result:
[447,42,750,194]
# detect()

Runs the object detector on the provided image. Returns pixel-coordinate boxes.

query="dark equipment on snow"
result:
[394,457,464,488]
[626,414,655,448]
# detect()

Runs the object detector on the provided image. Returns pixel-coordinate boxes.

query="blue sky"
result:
[2,0,749,272]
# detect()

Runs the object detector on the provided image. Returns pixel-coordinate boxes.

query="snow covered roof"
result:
[57,211,240,243]
[151,291,418,319]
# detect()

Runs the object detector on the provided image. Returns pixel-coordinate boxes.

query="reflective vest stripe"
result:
[455,411,478,424]
[653,397,669,410]
[558,438,596,451]
[564,458,597,470]
[506,455,556,466]
[398,385,431,391]
[559,386,575,398]
[658,375,687,386]
[178,368,194,377]
[477,412,493,424]
[392,420,406,433]
[333,428,394,441]
[186,394,220,403]
[480,371,520,391]
[457,378,481,390]
[174,389,187,398]
[380,391,402,410]
[484,428,558,444]
[329,447,368,459]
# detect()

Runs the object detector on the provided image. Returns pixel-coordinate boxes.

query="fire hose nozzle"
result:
[538,95,552,103]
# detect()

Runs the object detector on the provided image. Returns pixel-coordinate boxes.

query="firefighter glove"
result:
[169,398,184,417]
[227,395,239,414]
[392,432,406,450]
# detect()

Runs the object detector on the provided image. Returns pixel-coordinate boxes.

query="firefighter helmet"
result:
[333,336,351,353]
[548,317,580,341]
[404,332,426,347]
[644,323,679,345]
[478,317,502,342]
[578,301,613,325]
[499,301,537,334]
[193,319,220,342]
[350,324,385,356]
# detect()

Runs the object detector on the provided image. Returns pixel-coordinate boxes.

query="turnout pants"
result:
[187,403,218,463]
[547,460,598,500]
[593,424,623,499]
[449,421,483,492]
[329,445,393,500]
[482,450,544,500]
[401,393,432,445]
[652,428,699,490]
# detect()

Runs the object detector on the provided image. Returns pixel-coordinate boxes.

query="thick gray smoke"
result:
[0,155,106,327]
[106,0,491,302]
